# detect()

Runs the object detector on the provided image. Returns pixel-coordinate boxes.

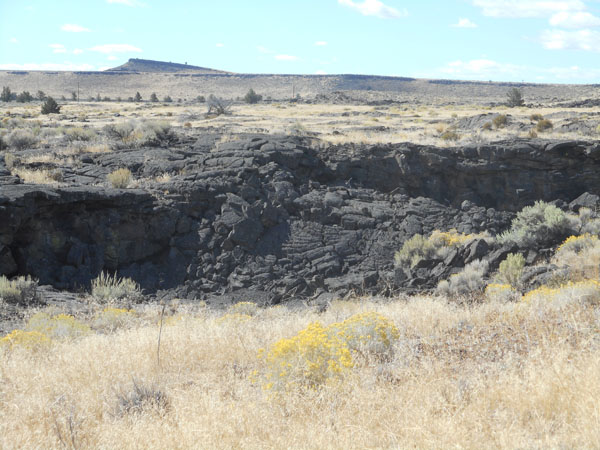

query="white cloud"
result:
[107,55,119,61]
[0,62,96,71]
[338,0,407,19]
[106,0,145,6]
[452,18,477,28]
[89,44,142,53]
[275,54,299,61]
[216,43,224,47]
[9,38,18,44]
[472,0,585,18]
[61,24,90,32]
[257,45,272,54]
[440,59,521,78]
[541,28,600,50]
[549,11,600,28]
[73,48,84,55]
[49,44,66,54]
[432,58,600,82]
[315,41,328,46]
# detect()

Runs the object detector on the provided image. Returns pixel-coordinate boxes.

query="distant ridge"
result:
[106,58,229,74]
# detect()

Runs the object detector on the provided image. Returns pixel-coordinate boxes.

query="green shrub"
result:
[0,275,38,305]
[134,92,142,102]
[244,88,262,104]
[1,86,14,102]
[7,129,37,150]
[536,119,553,132]
[529,113,544,121]
[16,91,33,103]
[150,93,159,102]
[163,95,172,103]
[91,272,141,302]
[482,122,492,131]
[495,253,525,288]
[498,201,572,248]
[436,259,489,298]
[492,114,508,129]
[41,97,60,114]
[107,168,132,189]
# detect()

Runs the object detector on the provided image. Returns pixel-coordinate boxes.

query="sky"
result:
[1,0,600,84]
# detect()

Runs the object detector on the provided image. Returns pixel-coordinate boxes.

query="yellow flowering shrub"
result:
[556,234,599,256]
[217,313,253,325]
[260,321,353,391]
[259,312,400,391]
[485,283,520,302]
[228,301,259,316]
[0,329,51,351]
[522,280,600,305]
[329,312,400,362]
[395,229,487,268]
[429,229,479,248]
[26,312,91,340]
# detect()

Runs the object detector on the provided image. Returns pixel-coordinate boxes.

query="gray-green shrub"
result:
[436,259,489,298]
[7,129,37,150]
[498,201,572,248]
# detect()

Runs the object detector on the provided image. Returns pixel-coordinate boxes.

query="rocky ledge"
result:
[2,135,600,304]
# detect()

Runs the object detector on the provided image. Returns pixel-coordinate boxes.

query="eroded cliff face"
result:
[1,135,599,302]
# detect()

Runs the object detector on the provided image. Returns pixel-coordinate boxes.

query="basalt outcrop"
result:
[2,135,600,303]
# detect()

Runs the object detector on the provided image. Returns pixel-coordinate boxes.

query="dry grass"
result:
[1,294,599,449]
[10,167,63,185]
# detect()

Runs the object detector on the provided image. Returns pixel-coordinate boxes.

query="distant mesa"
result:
[105,58,229,74]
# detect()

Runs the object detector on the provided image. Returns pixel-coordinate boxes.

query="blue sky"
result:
[1,0,600,83]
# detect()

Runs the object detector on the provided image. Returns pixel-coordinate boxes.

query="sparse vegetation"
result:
[0,275,38,305]
[536,118,553,132]
[6,129,37,150]
[206,94,232,116]
[492,114,508,128]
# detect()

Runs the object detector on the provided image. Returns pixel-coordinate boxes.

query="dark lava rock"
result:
[2,135,600,303]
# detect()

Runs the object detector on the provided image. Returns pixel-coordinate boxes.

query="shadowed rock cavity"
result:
[1,135,599,303]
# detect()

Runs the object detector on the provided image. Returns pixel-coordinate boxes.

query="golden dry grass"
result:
[1,295,599,449]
